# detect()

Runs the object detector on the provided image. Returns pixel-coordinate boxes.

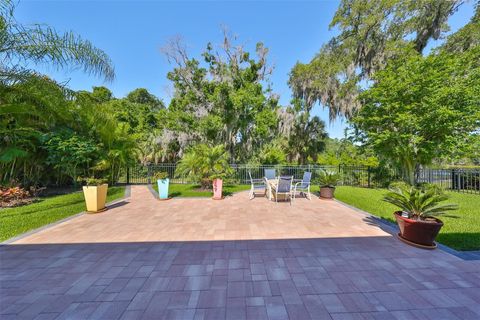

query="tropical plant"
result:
[0,185,32,207]
[0,0,114,84]
[153,171,168,180]
[175,144,233,189]
[83,178,107,186]
[317,170,341,188]
[42,131,98,186]
[383,182,458,220]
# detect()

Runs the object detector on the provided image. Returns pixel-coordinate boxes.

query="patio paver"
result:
[11,185,388,244]
[1,185,479,319]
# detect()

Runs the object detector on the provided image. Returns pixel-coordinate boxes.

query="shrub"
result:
[153,171,169,180]
[316,169,341,188]
[0,186,34,207]
[176,144,233,189]
[383,182,458,220]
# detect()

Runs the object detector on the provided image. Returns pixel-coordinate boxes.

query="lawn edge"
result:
[334,198,480,261]
[1,185,131,245]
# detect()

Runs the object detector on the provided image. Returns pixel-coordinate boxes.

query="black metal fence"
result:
[417,168,480,194]
[118,163,480,195]
[119,163,379,188]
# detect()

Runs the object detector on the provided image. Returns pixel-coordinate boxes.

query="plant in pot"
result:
[153,171,170,200]
[383,182,458,249]
[317,170,341,199]
[211,172,229,200]
[176,144,232,199]
[82,178,108,213]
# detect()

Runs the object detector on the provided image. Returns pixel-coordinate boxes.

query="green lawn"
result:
[0,186,125,242]
[153,183,250,198]
[335,186,480,251]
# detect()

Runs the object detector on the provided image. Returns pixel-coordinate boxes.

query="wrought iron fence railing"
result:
[417,168,480,194]
[117,163,480,194]
[119,163,377,188]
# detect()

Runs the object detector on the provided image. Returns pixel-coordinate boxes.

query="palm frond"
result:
[383,183,458,219]
[1,2,115,82]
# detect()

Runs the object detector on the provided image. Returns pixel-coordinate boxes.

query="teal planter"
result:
[157,178,169,200]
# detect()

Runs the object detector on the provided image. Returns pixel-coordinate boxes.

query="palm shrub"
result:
[317,169,341,188]
[383,182,458,220]
[176,144,233,189]
[153,171,168,180]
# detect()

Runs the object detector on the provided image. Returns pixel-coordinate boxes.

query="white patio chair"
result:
[264,168,276,180]
[294,171,312,200]
[248,172,266,200]
[271,176,293,205]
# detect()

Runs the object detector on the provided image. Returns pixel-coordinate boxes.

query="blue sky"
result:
[16,0,475,138]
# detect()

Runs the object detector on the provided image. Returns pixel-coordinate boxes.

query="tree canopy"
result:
[289,0,465,120]
[352,46,480,183]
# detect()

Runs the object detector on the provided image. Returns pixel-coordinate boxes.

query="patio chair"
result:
[264,168,276,180]
[271,176,293,204]
[248,172,266,200]
[293,171,312,200]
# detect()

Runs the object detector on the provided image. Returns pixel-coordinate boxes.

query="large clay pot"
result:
[157,178,170,200]
[213,178,223,200]
[83,184,108,213]
[394,211,443,248]
[320,186,335,199]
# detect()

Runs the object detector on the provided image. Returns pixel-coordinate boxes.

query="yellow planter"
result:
[82,184,108,213]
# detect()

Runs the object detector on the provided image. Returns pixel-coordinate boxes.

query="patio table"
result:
[266,178,276,200]
[266,178,290,201]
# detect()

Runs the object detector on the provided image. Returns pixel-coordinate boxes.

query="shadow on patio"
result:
[2,236,480,319]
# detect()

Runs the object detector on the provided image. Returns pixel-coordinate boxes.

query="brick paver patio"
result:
[1,186,479,319]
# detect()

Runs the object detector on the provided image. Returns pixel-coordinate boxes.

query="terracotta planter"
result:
[212,178,223,200]
[83,184,108,213]
[394,211,443,248]
[319,186,335,199]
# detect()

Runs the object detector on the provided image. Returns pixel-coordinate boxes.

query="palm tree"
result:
[0,0,115,84]
[176,144,232,189]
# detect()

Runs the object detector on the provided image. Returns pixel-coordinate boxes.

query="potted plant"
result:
[210,159,233,200]
[82,178,108,213]
[211,174,226,200]
[383,183,458,249]
[317,170,341,199]
[175,144,233,199]
[154,171,170,200]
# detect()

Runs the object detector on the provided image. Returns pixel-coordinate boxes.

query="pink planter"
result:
[213,178,223,200]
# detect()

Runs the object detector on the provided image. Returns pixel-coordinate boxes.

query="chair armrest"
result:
[294,181,310,186]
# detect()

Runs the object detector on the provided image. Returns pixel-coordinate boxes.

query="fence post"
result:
[451,169,455,191]
[367,166,371,188]
[126,167,130,185]
[147,165,151,184]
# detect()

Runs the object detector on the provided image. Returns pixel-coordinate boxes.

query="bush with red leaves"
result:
[0,187,35,208]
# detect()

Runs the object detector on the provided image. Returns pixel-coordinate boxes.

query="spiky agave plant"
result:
[383,183,458,220]
[317,169,341,188]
